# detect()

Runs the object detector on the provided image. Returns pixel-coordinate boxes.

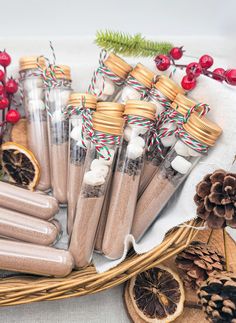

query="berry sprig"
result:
[0,50,20,139]
[155,47,236,91]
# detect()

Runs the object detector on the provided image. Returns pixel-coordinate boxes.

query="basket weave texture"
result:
[0,219,200,307]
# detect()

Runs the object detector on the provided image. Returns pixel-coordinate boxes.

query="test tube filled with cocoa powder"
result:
[115,63,155,103]
[88,52,132,102]
[67,93,97,236]
[102,100,156,260]
[69,112,124,268]
[0,239,74,277]
[138,76,185,196]
[46,65,72,204]
[132,113,222,242]
[94,102,125,252]
[19,56,51,191]
[0,207,60,245]
[0,181,59,220]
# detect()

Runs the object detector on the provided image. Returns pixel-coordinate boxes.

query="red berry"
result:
[181,75,197,91]
[224,69,236,86]
[212,68,225,82]
[199,55,214,69]
[0,70,5,81]
[0,51,11,67]
[6,78,18,94]
[0,97,9,109]
[155,54,171,71]
[186,62,202,78]
[6,109,20,123]
[0,84,4,95]
[169,47,183,60]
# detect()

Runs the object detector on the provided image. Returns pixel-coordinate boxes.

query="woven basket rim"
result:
[0,219,202,307]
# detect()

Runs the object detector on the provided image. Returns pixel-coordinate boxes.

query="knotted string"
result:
[91,131,120,161]
[147,102,210,157]
[125,75,149,99]
[65,96,94,149]
[88,49,124,99]
[35,42,71,118]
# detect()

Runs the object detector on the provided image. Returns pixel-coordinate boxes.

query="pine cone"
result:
[198,272,236,322]
[175,241,226,290]
[194,169,236,229]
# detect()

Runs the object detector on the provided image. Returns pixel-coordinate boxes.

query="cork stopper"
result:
[68,93,97,109]
[183,114,222,146]
[104,53,132,79]
[96,102,125,117]
[52,65,71,80]
[171,94,199,116]
[130,63,155,89]
[155,75,185,101]
[92,112,124,136]
[124,100,156,121]
[19,56,46,71]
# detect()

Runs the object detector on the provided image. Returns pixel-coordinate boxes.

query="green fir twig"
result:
[95,30,173,57]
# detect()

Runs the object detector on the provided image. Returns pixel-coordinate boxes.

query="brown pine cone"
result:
[198,272,236,322]
[194,169,236,229]
[175,241,226,290]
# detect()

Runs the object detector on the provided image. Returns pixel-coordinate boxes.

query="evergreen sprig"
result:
[95,30,173,57]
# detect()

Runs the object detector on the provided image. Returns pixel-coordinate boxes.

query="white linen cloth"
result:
[93,68,236,272]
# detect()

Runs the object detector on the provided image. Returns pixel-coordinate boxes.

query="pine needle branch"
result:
[95,30,173,57]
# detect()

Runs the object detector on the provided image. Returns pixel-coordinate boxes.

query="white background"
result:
[0,0,236,322]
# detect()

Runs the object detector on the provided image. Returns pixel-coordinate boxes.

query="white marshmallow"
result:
[130,136,145,148]
[51,110,65,123]
[127,143,144,159]
[161,134,177,147]
[103,79,115,96]
[130,125,148,136]
[99,148,115,166]
[121,86,141,103]
[92,165,109,178]
[83,170,105,186]
[28,99,45,111]
[24,78,43,91]
[76,138,89,148]
[171,156,192,174]
[124,126,132,142]
[60,91,70,105]
[71,118,83,128]
[28,88,44,100]
[174,140,190,156]
[91,159,106,170]
[70,126,82,141]
[187,147,202,157]
[96,77,115,97]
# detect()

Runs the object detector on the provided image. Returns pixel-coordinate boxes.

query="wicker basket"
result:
[0,218,201,307]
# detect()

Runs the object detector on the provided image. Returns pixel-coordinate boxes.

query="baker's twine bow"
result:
[91,131,120,161]
[88,49,124,99]
[125,75,149,99]
[65,96,94,149]
[147,103,210,157]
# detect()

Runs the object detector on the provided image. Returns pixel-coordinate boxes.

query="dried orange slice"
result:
[125,265,185,323]
[1,142,40,190]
